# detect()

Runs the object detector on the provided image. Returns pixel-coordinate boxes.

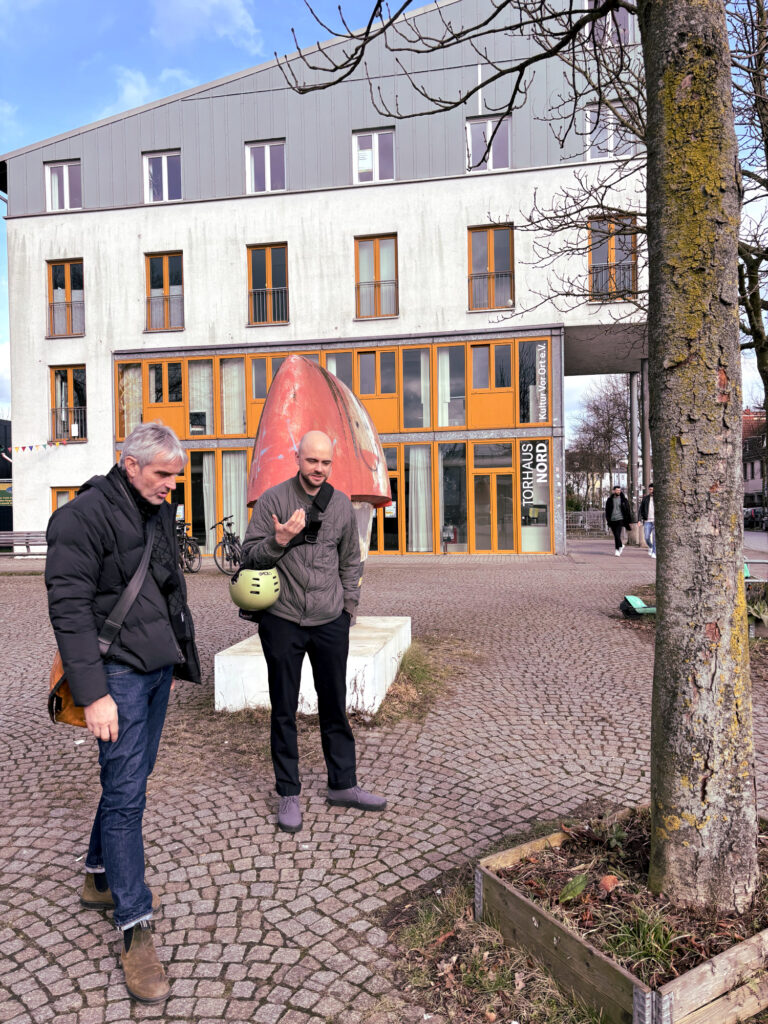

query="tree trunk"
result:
[639,0,758,912]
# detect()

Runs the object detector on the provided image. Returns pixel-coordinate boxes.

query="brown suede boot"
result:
[120,921,170,1003]
[80,874,160,911]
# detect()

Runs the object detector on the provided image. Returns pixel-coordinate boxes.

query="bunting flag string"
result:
[0,442,64,457]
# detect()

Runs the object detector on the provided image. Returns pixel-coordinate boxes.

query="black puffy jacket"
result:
[45,465,200,706]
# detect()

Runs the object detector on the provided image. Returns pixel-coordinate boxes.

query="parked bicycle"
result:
[176,521,202,573]
[211,514,243,576]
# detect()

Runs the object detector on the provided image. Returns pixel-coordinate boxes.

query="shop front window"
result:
[438,443,467,552]
[326,352,353,389]
[188,360,214,436]
[519,439,552,552]
[518,340,550,424]
[190,451,217,554]
[404,445,433,552]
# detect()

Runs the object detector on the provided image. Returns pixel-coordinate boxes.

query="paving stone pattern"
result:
[2,540,766,1023]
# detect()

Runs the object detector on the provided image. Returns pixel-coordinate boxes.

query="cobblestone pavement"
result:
[3,539,767,1023]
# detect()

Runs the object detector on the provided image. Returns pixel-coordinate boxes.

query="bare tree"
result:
[570,375,633,503]
[282,0,757,913]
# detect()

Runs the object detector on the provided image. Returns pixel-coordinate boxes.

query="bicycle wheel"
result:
[214,539,239,576]
[185,538,202,573]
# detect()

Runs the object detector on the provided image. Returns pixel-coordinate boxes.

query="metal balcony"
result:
[48,301,85,336]
[146,295,185,331]
[589,261,637,299]
[356,279,398,318]
[249,287,289,324]
[468,271,514,310]
[51,406,87,442]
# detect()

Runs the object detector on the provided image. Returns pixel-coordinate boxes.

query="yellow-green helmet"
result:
[229,568,280,610]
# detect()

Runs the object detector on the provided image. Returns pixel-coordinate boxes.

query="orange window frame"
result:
[588,217,637,300]
[354,235,398,319]
[47,259,84,337]
[51,487,80,511]
[467,226,514,310]
[50,365,87,443]
[515,337,552,426]
[115,361,144,440]
[145,252,184,331]
[247,244,289,325]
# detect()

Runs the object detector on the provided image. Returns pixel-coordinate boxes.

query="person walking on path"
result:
[45,422,200,1005]
[240,429,387,834]
[639,483,656,559]
[605,483,632,556]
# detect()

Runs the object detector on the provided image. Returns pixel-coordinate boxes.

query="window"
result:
[146,253,184,330]
[589,219,637,299]
[144,151,181,203]
[404,445,433,552]
[466,118,511,171]
[117,363,142,439]
[52,487,79,510]
[324,352,354,390]
[48,260,84,336]
[402,348,431,429]
[471,343,512,390]
[353,130,395,183]
[246,141,286,193]
[437,346,466,427]
[358,350,397,396]
[355,235,398,318]
[518,339,550,424]
[50,366,87,442]
[148,361,183,405]
[188,359,214,436]
[589,0,632,44]
[248,245,288,324]
[220,358,247,435]
[587,104,635,159]
[468,227,514,309]
[46,161,82,211]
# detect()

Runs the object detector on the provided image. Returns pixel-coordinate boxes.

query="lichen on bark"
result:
[638,0,759,912]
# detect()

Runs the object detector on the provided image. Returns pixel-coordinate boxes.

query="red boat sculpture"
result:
[247,355,391,508]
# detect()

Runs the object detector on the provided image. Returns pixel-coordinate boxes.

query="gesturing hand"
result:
[273,509,306,547]
[84,693,119,742]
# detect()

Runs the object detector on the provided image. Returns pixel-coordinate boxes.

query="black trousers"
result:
[609,521,625,550]
[258,611,357,796]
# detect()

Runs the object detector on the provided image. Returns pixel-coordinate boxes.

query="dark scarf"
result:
[119,468,186,640]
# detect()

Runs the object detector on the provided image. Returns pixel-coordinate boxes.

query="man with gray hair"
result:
[46,421,200,1004]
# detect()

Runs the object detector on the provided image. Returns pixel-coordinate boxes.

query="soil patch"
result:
[497,808,768,988]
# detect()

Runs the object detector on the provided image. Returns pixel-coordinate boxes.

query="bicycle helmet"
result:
[229,567,281,611]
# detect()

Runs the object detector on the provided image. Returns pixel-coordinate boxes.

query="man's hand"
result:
[272,510,306,547]
[84,694,119,742]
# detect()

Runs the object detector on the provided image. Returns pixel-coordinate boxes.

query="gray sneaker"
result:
[277,795,302,833]
[327,785,387,812]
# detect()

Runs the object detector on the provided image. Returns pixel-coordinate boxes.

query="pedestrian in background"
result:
[45,422,200,1005]
[639,483,656,559]
[605,483,632,556]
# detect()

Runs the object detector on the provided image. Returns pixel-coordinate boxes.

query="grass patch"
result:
[355,635,472,728]
[384,864,603,1024]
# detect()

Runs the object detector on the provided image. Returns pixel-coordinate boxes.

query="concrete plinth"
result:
[214,616,412,715]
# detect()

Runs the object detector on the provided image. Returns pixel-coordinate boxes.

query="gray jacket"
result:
[241,474,361,626]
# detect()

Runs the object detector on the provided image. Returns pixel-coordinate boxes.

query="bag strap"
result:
[283,482,334,552]
[98,517,157,657]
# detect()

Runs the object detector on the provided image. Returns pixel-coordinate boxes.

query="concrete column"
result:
[641,358,651,488]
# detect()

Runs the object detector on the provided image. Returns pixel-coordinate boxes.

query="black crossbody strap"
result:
[98,517,157,657]
[283,482,334,552]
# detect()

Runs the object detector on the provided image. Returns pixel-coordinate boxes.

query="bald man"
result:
[240,431,387,833]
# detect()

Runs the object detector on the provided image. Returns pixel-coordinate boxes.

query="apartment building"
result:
[0,0,645,555]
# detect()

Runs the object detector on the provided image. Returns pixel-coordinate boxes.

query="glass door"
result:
[370,447,401,553]
[471,442,516,552]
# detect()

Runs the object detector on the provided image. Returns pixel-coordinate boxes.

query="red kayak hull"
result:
[247,355,392,507]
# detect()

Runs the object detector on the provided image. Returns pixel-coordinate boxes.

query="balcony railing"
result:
[51,406,87,442]
[48,301,85,337]
[146,294,185,331]
[468,271,514,310]
[590,261,637,299]
[356,279,399,318]
[249,287,289,324]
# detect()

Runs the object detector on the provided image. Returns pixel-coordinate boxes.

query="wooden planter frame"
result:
[475,830,768,1024]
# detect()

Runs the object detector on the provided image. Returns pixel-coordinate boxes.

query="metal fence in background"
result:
[566,510,608,535]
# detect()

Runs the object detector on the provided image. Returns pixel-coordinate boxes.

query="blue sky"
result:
[0,0,763,428]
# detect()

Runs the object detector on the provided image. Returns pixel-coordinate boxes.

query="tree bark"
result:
[639,0,759,912]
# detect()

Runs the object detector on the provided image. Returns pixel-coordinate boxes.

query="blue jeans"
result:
[85,662,173,929]
[644,521,656,554]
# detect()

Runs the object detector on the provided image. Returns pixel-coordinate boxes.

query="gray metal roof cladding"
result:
[0,0,584,217]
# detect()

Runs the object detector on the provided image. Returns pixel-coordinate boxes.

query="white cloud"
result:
[151,0,263,56]
[99,66,198,119]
